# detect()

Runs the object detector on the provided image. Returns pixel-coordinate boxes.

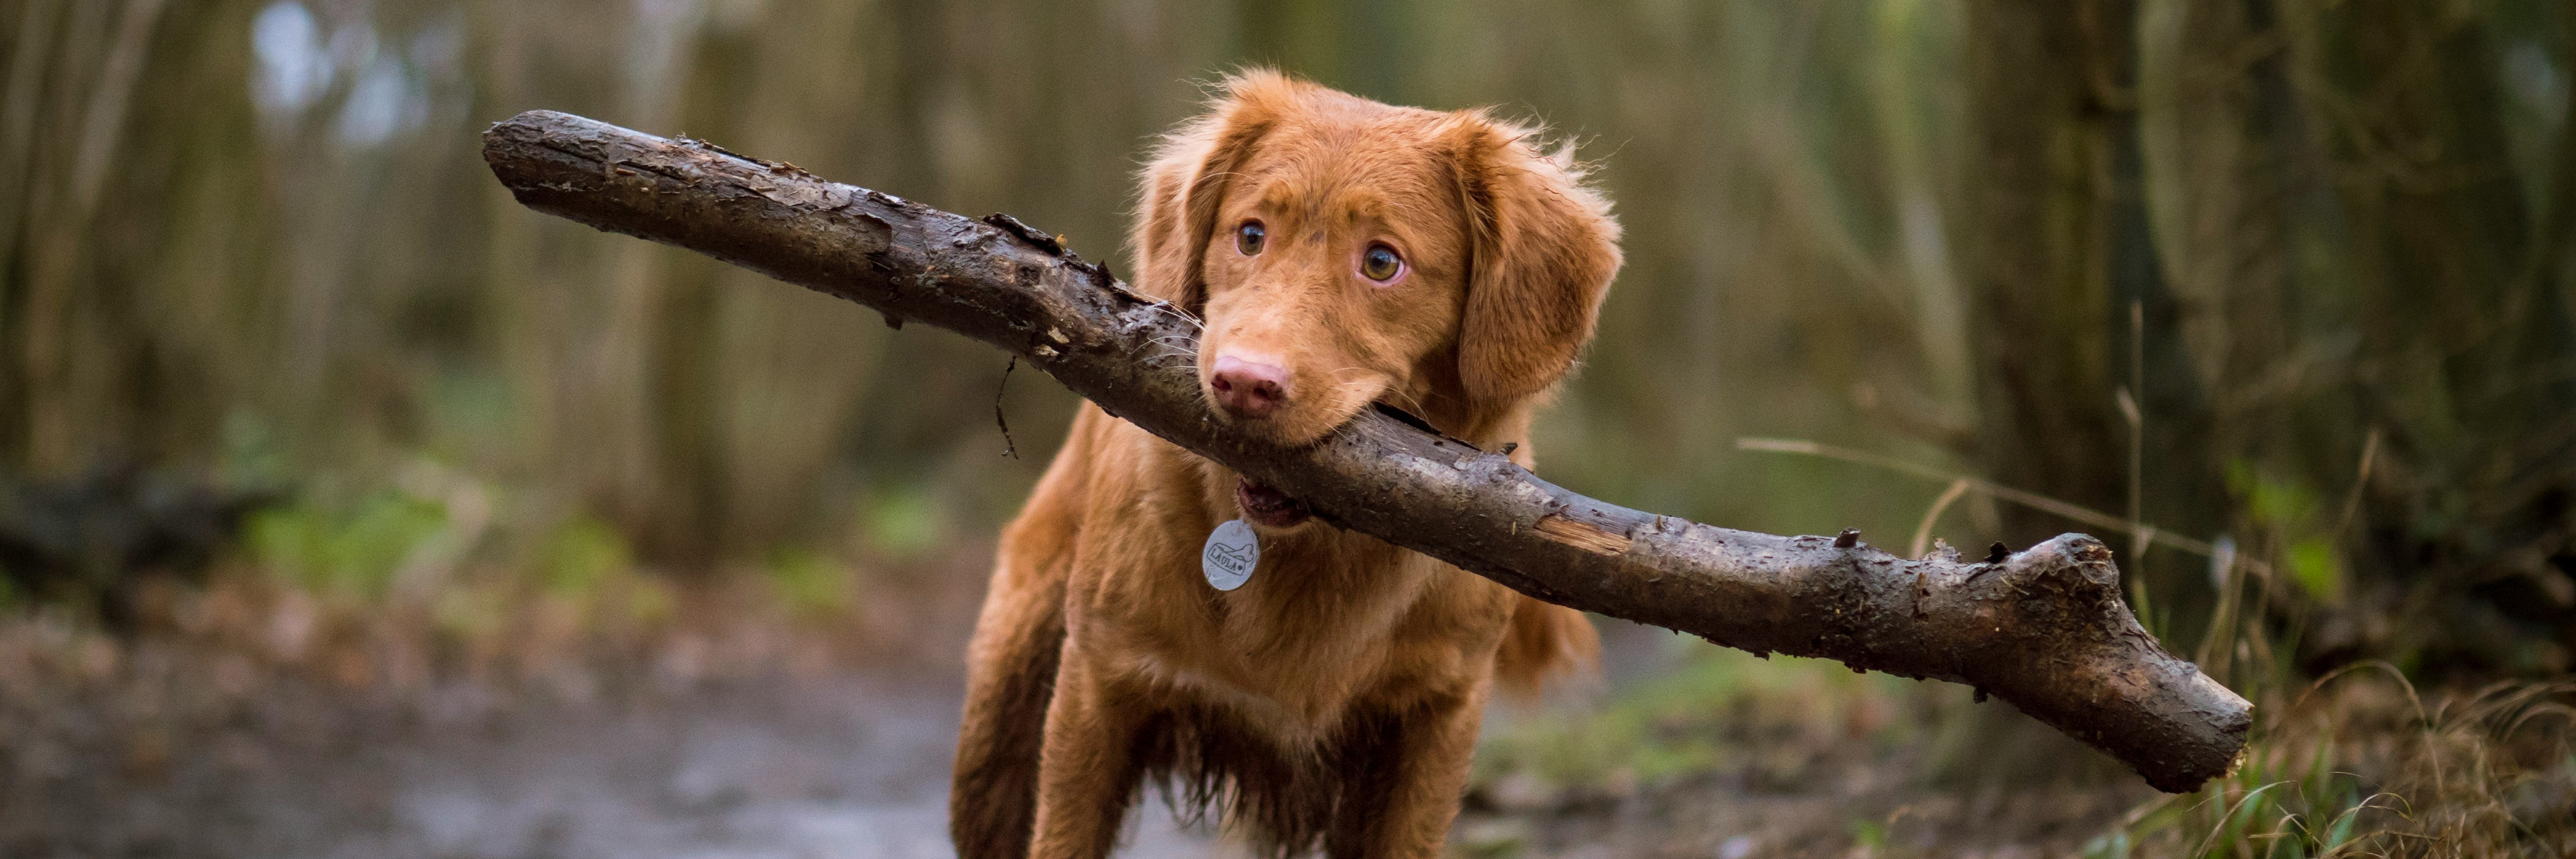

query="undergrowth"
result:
[1469,538,2575,858]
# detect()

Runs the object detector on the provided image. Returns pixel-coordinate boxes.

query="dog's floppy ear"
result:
[1130,71,1293,316]
[1446,113,1622,406]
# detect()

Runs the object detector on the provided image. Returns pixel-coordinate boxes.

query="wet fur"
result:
[952,70,1621,859]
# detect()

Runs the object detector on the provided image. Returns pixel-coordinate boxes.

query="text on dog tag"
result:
[1202,519,1259,591]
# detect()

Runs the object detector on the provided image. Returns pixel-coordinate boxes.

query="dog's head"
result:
[1132,71,1622,456]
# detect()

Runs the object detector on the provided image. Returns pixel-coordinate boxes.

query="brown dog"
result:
[950,70,1621,858]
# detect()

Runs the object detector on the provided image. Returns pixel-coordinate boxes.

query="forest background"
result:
[1,1,2571,856]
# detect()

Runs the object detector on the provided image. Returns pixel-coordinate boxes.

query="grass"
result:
[1465,633,2573,858]
[2084,668,2576,859]
[1472,642,1934,805]
[1706,437,2576,857]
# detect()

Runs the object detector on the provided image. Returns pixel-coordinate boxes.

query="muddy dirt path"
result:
[2,662,1244,858]
[0,578,2142,859]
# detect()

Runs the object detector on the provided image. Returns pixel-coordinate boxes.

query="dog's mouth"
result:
[1234,478,1312,528]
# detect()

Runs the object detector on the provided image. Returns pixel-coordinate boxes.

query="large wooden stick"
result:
[481,110,2250,793]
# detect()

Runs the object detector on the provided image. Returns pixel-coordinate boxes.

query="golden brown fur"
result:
[951,70,1621,859]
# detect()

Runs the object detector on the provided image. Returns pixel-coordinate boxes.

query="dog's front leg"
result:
[1325,683,1492,858]
[1027,645,1149,858]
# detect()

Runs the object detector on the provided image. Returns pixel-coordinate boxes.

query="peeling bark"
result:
[481,109,2251,793]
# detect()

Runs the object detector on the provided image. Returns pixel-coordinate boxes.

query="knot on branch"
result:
[1985,535,2132,639]
[2004,535,2122,598]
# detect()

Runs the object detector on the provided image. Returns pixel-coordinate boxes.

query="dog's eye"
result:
[1235,221,1265,255]
[1360,244,1403,282]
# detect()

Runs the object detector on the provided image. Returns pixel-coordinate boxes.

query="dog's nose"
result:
[1209,355,1290,418]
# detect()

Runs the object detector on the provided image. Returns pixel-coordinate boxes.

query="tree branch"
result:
[480,110,2250,793]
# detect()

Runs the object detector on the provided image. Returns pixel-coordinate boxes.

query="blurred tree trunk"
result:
[2026,0,2576,672]
[1239,0,1413,103]
[1945,0,2163,786]
[1959,0,2126,546]
[2132,0,2324,648]
[6,0,172,476]
[2283,0,2576,670]
[1959,0,2226,610]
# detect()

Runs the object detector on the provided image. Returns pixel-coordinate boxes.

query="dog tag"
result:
[1201,519,1259,591]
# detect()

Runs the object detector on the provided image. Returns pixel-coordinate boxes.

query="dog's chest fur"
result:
[1067,427,1514,746]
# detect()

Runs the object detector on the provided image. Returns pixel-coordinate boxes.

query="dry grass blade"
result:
[1909,477,1972,559]
[1737,436,2274,577]
[2103,660,2576,858]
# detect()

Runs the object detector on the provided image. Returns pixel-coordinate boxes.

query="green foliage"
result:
[1848,818,1889,852]
[861,487,947,560]
[532,514,676,627]
[2284,540,2343,607]
[2228,461,2346,604]
[537,514,632,596]
[763,547,853,620]
[246,488,449,598]
[1475,642,1924,796]
[2084,732,2385,859]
